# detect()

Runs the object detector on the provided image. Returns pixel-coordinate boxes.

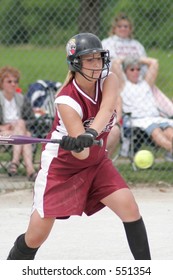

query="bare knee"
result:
[101,189,141,222]
[26,130,31,137]
[25,211,55,248]
[16,119,26,127]
[114,194,140,222]
[122,200,140,222]
[13,119,27,133]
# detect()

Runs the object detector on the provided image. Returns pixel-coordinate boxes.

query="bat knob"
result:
[98,139,103,146]
[93,139,103,146]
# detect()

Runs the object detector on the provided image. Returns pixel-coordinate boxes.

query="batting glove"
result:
[60,136,84,153]
[60,136,77,151]
[76,128,98,149]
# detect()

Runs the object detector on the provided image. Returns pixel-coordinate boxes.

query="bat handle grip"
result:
[74,138,103,153]
[93,139,103,147]
[52,138,103,146]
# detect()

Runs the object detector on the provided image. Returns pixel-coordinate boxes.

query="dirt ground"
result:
[0,183,173,260]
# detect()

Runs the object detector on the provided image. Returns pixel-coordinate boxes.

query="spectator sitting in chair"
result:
[0,66,37,181]
[115,56,173,159]
[102,12,173,158]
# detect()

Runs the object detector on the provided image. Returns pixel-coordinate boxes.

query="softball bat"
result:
[0,135,103,147]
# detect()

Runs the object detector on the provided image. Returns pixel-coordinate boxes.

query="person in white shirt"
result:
[116,56,173,154]
[102,13,147,158]
[102,13,146,65]
[0,66,37,181]
[102,12,173,158]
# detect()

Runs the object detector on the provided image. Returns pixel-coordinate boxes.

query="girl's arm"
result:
[58,103,90,159]
[58,72,122,159]
[89,72,122,134]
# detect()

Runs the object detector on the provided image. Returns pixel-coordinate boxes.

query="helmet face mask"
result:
[66,33,110,81]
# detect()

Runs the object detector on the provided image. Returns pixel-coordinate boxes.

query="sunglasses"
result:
[6,79,19,84]
[129,68,141,72]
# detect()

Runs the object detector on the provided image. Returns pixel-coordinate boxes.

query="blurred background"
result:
[0,0,173,188]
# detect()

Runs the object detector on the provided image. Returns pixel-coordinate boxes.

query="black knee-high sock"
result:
[7,234,39,260]
[123,217,151,260]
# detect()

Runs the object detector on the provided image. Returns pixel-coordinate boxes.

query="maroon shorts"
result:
[33,157,128,218]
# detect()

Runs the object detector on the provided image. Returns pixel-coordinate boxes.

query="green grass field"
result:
[148,49,173,98]
[116,162,173,184]
[0,45,67,93]
[0,45,172,97]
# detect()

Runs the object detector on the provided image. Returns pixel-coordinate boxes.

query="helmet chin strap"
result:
[78,68,109,82]
[78,69,99,82]
[79,71,94,82]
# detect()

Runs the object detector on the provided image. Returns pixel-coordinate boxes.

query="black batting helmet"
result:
[66,33,110,80]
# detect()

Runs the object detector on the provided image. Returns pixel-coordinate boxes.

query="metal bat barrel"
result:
[0,135,57,145]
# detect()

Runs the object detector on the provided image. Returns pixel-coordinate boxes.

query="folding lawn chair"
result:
[26,79,62,138]
[112,113,157,171]
[26,80,62,161]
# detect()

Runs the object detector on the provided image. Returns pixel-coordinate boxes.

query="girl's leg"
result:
[7,210,55,260]
[101,188,151,260]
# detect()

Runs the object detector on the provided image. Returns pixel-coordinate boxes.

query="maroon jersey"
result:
[32,77,128,218]
[55,78,116,136]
